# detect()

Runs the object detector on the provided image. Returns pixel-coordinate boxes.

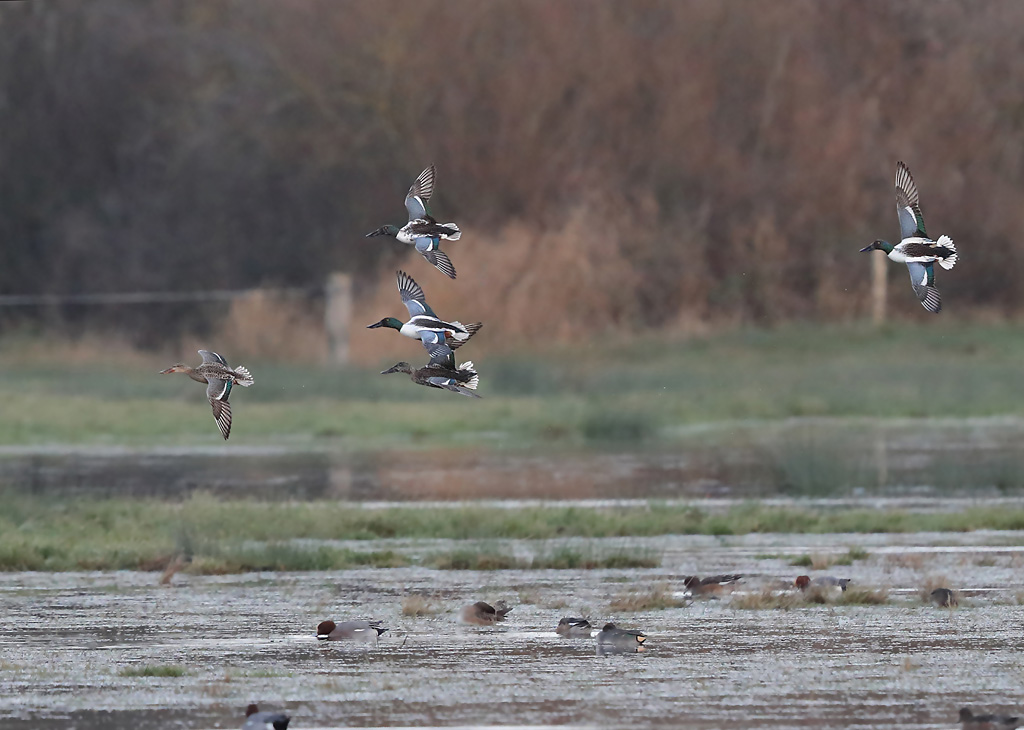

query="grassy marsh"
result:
[3,492,1024,572]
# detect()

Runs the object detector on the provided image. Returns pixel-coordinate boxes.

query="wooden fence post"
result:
[325,272,352,366]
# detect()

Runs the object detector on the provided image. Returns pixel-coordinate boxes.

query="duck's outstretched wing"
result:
[421,248,456,279]
[906,261,941,313]
[426,343,456,370]
[397,269,437,317]
[895,161,927,239]
[405,165,435,221]
[198,349,229,366]
[204,380,232,440]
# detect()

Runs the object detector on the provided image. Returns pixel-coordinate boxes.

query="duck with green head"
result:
[860,161,957,313]
[366,165,461,279]
[367,270,481,358]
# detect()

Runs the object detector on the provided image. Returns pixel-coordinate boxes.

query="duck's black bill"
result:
[859,244,875,252]
[380,365,401,375]
[365,227,387,238]
[366,321,385,329]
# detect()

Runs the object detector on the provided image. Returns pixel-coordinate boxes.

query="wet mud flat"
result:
[2,533,1023,729]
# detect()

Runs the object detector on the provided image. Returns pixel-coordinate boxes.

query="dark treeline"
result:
[1,0,1023,345]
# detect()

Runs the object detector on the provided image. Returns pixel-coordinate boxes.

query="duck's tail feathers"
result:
[458,360,479,391]
[233,365,254,386]
[439,223,461,241]
[936,235,957,270]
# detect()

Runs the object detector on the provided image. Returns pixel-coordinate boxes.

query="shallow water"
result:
[2,532,1022,729]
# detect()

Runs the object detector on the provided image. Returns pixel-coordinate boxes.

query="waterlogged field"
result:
[4,324,1024,728]
[1,530,1023,730]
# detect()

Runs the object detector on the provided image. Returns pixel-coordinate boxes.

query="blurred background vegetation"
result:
[2,0,1023,361]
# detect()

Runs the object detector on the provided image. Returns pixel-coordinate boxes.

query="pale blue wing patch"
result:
[894,161,926,239]
[418,330,446,349]
[404,165,435,220]
[396,269,435,317]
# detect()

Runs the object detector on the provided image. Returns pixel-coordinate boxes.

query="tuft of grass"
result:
[401,594,442,616]
[426,550,522,571]
[887,553,926,570]
[836,586,888,605]
[731,588,804,611]
[791,548,868,569]
[118,665,186,678]
[608,582,686,612]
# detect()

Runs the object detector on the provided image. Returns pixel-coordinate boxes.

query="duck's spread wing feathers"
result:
[404,165,435,220]
[396,269,435,318]
[895,161,927,239]
[206,392,232,440]
[426,343,456,369]
[422,248,456,279]
[198,349,228,366]
[906,261,941,313]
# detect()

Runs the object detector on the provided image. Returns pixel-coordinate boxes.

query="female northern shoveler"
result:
[243,703,290,730]
[316,619,388,641]
[367,270,481,355]
[556,617,594,638]
[683,574,742,597]
[160,350,253,440]
[860,161,957,313]
[459,600,513,625]
[930,587,958,608]
[381,345,481,398]
[959,707,1020,729]
[366,165,461,279]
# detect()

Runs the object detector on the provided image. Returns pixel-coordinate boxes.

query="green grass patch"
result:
[118,665,186,678]
[2,492,1024,572]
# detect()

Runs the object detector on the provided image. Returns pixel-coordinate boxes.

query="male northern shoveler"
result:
[243,704,290,730]
[596,623,647,651]
[959,707,1020,729]
[381,345,481,398]
[316,619,388,641]
[366,165,461,279]
[367,270,482,360]
[860,161,957,313]
[683,574,742,597]
[556,617,594,638]
[459,600,513,625]
[160,350,253,440]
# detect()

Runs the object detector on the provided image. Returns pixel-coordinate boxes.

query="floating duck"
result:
[316,619,388,641]
[459,600,513,625]
[381,345,480,398]
[242,703,290,730]
[366,165,461,279]
[160,350,253,440]
[555,617,593,638]
[959,707,1020,729]
[596,623,646,652]
[367,270,481,357]
[860,161,957,313]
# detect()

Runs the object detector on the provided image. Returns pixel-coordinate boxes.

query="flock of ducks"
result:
[159,161,956,439]
[160,163,998,729]
[160,165,481,438]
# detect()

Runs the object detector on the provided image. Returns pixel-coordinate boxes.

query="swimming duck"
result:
[367,270,482,358]
[242,704,290,730]
[930,587,958,608]
[596,623,646,650]
[683,574,742,597]
[366,165,461,279]
[860,161,957,313]
[794,575,851,592]
[160,350,253,440]
[381,345,480,397]
[959,707,1020,729]
[556,617,594,638]
[459,600,513,625]
[316,619,388,641]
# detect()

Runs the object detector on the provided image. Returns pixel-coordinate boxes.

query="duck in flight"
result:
[860,161,957,313]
